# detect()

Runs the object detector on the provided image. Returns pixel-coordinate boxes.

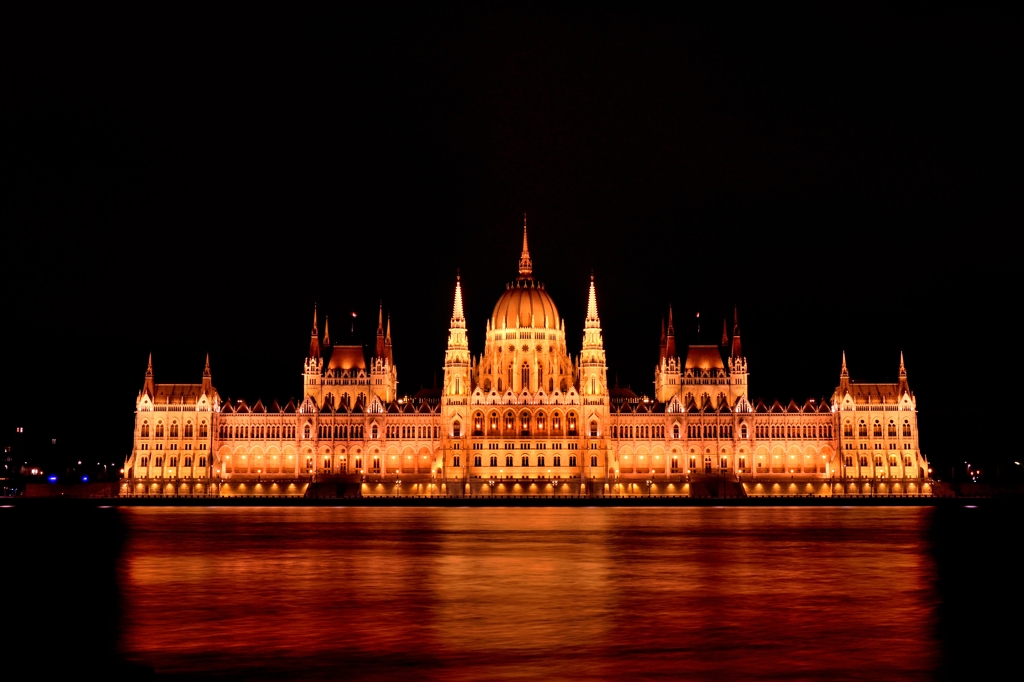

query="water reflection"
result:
[118,507,942,680]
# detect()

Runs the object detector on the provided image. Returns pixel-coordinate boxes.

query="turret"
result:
[201,353,212,397]
[655,305,681,402]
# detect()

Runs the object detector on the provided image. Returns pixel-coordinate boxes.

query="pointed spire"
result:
[309,304,320,359]
[143,352,155,396]
[375,302,386,359]
[202,353,213,394]
[323,316,331,346]
[721,318,729,346]
[452,272,465,326]
[665,305,677,360]
[586,273,599,326]
[203,353,211,377]
[898,350,910,396]
[841,350,848,377]
[730,306,743,359]
[660,317,667,344]
[386,315,392,344]
[518,213,533,279]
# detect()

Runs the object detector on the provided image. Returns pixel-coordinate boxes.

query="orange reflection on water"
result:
[119,507,938,680]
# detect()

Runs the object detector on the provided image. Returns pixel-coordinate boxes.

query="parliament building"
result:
[122,224,929,498]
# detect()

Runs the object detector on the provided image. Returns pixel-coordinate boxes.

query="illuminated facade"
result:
[123,224,928,497]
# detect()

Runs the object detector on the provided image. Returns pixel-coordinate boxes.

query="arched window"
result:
[569,454,578,467]
[452,421,461,438]
[858,421,867,437]
[521,454,529,467]
[520,412,530,434]
[141,421,150,438]
[505,412,514,430]
[489,455,497,466]
[588,455,595,467]
[506,455,513,466]
[553,414,562,431]
[740,424,748,439]
[672,424,679,439]
[590,420,598,437]
[474,412,483,435]
[156,422,164,438]
[304,424,311,439]
[453,455,461,467]
[371,424,378,439]
[553,455,561,466]
[888,421,897,437]
[454,375,461,394]
[522,363,530,390]
[567,413,577,435]
[844,421,852,437]
[902,420,912,437]
[170,422,179,438]
[473,455,482,466]
[536,411,546,431]
[538,455,545,467]
[490,412,498,431]
[873,420,882,437]
[199,421,207,438]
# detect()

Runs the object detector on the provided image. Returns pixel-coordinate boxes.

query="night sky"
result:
[4,11,1013,476]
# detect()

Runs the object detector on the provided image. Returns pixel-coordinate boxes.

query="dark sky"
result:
[4,11,1014,473]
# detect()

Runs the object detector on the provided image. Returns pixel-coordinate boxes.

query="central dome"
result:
[491,218,560,329]
[491,279,560,329]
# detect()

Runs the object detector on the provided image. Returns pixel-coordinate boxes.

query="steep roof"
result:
[684,345,725,370]
[328,345,366,371]
[844,383,901,404]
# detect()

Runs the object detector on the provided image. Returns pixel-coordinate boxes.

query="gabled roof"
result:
[754,399,768,413]
[717,401,732,414]
[770,400,784,413]
[387,402,401,413]
[252,399,266,414]
[786,399,801,413]
[283,399,296,413]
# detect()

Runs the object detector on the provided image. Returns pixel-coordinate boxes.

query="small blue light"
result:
[81,475,89,483]
[48,475,58,483]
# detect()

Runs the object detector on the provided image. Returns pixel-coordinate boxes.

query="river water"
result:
[5,504,1019,679]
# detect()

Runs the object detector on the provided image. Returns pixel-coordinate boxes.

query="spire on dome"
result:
[518,213,533,279]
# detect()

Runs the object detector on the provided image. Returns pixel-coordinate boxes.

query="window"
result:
[371,424,378,439]
[567,413,577,435]
[199,456,206,467]
[873,421,882,437]
[506,455,513,466]
[553,414,561,431]
[185,422,194,438]
[844,421,852,438]
[538,455,545,467]
[156,422,164,438]
[902,421,912,437]
[888,421,897,437]
[858,421,867,437]
[590,420,598,437]
[324,457,332,470]
[505,412,515,431]
[453,455,461,467]
[845,456,852,466]
[304,424,311,439]
[474,412,483,435]
[859,456,867,467]
[452,421,461,437]
[553,455,561,467]
[521,455,529,467]
[170,422,179,438]
[520,412,530,434]
[473,455,482,466]
[490,412,498,431]
[740,424,748,439]
[140,457,149,467]
[155,457,164,467]
[522,363,530,390]
[489,455,497,466]
[141,421,150,438]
